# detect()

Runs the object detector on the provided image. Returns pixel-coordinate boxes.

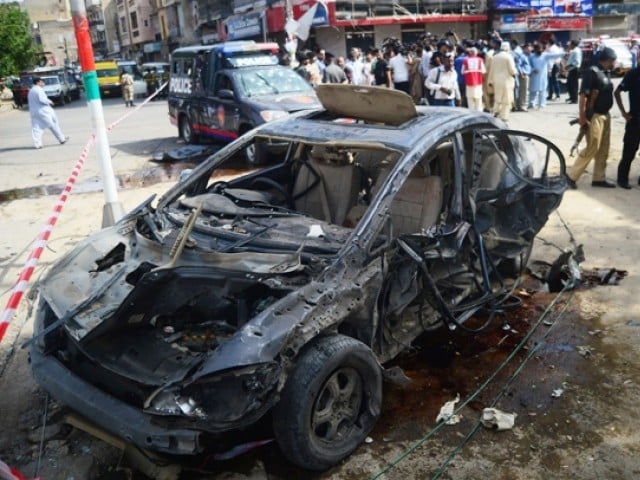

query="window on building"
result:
[144,19,148,27]
[120,17,127,33]
[130,12,138,30]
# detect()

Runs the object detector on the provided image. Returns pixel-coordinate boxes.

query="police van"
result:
[168,41,319,156]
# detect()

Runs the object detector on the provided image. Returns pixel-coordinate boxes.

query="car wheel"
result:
[273,335,382,471]
[179,116,199,144]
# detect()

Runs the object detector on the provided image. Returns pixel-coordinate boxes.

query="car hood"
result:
[37,213,308,343]
[244,91,320,113]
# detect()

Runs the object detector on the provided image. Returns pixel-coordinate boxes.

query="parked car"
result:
[40,75,72,106]
[29,85,568,471]
[579,37,633,75]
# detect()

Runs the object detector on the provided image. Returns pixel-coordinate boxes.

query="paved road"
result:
[0,94,178,193]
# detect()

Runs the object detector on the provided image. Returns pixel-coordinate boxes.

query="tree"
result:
[0,3,40,77]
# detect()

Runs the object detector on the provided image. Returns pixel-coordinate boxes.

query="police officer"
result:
[614,64,640,188]
[143,69,154,97]
[161,66,170,97]
[566,47,617,189]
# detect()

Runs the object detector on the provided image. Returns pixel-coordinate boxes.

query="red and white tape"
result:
[0,136,96,343]
[0,83,170,344]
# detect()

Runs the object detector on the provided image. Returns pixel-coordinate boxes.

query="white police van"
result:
[168,41,319,155]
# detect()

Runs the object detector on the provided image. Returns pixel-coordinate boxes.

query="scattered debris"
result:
[577,346,593,357]
[383,366,413,387]
[27,423,61,444]
[481,408,516,431]
[591,268,627,286]
[151,145,214,163]
[436,394,461,425]
[365,437,374,444]
[551,388,564,398]
[307,224,325,238]
[528,245,585,292]
[588,329,603,337]
[626,320,640,327]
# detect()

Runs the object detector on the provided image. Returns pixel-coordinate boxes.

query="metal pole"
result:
[70,0,125,227]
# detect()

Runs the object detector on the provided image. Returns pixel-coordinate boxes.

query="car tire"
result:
[273,335,382,471]
[179,115,199,144]
[58,95,66,106]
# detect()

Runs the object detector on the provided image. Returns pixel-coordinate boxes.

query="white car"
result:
[602,40,633,74]
[132,73,147,98]
[40,75,71,106]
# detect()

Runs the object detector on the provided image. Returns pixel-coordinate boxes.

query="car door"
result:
[208,72,241,141]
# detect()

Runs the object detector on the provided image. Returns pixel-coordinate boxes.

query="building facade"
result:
[18,0,640,66]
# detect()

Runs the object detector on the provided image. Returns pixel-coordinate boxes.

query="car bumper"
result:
[30,344,202,455]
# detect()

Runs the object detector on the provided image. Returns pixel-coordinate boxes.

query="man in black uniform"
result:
[566,47,617,189]
[614,65,640,188]
[372,48,391,88]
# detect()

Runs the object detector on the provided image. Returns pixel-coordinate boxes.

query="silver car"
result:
[29,85,568,471]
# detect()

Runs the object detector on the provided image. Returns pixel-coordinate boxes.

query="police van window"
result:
[214,74,233,95]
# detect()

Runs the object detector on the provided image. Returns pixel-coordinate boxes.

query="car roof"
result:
[171,41,279,57]
[255,85,500,150]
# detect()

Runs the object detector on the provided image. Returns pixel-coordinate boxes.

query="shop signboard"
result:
[494,0,593,16]
[226,11,263,40]
[527,15,592,30]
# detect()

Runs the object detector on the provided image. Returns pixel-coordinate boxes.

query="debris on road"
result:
[577,346,593,357]
[151,145,214,163]
[551,388,565,398]
[436,394,461,425]
[481,408,516,431]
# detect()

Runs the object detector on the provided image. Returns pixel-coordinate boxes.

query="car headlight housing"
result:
[145,362,280,424]
[259,110,288,122]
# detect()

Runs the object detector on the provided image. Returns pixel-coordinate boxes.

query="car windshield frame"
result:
[42,76,61,86]
[233,67,314,98]
[96,69,120,78]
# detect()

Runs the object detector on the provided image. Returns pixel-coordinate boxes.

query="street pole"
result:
[70,0,125,227]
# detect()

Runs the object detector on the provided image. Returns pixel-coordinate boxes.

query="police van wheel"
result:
[180,116,199,144]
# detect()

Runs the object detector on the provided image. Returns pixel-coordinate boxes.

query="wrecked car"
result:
[29,85,568,470]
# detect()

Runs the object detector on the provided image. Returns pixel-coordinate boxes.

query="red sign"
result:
[527,15,592,31]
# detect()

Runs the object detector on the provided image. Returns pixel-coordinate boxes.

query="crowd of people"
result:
[291,32,591,122]
[291,33,640,190]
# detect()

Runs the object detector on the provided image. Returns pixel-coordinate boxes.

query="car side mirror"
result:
[217,88,235,100]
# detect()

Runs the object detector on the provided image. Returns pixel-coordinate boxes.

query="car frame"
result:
[29,85,568,471]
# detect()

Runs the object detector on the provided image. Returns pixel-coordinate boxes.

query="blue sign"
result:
[226,12,263,40]
[494,0,592,15]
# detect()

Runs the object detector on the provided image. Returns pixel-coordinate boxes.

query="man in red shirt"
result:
[461,47,485,111]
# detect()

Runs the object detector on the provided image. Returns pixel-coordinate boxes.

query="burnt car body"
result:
[29,85,568,470]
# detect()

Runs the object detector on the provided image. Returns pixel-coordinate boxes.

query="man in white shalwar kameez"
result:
[28,77,67,149]
[489,42,518,121]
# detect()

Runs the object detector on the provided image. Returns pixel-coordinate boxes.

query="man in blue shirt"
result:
[515,43,532,112]
[454,45,467,107]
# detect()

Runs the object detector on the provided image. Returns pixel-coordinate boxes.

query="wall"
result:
[315,27,346,57]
